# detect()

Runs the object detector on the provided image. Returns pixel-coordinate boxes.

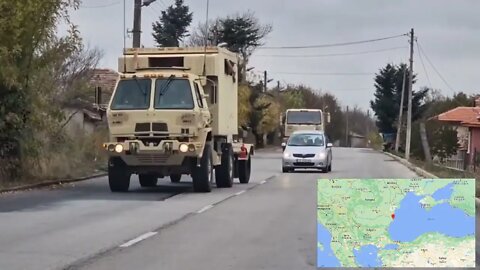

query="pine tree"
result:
[152,0,193,47]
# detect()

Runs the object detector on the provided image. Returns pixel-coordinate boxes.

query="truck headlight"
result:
[317,152,326,159]
[283,152,290,158]
[115,144,124,153]
[179,143,189,153]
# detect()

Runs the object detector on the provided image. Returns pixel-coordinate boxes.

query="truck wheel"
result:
[238,154,251,184]
[192,144,213,192]
[215,144,234,188]
[170,174,181,183]
[108,157,130,192]
[139,174,158,187]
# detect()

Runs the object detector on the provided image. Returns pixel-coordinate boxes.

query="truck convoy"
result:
[282,108,329,142]
[101,46,254,193]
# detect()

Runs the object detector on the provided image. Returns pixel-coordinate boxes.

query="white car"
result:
[281,130,333,173]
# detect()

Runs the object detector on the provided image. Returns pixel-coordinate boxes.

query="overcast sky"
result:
[71,0,480,110]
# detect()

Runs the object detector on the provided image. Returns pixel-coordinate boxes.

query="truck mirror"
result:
[281,142,286,151]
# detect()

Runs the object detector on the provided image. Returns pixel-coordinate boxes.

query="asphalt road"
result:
[0,148,477,270]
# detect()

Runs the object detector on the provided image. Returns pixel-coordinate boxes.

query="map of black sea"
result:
[317,178,475,268]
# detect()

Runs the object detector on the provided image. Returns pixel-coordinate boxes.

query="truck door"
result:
[193,82,211,127]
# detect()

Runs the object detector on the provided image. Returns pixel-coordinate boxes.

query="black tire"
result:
[328,163,332,172]
[238,154,251,184]
[282,167,289,173]
[192,144,213,192]
[139,174,158,187]
[108,157,130,192]
[216,144,234,188]
[170,174,181,183]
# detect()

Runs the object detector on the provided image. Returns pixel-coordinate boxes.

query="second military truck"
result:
[101,46,254,193]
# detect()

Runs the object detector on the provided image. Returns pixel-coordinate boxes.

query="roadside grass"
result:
[388,150,479,198]
[0,129,108,190]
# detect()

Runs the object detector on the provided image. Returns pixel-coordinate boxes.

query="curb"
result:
[382,151,438,179]
[0,172,107,193]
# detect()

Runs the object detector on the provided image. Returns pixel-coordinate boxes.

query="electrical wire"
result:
[81,1,121,8]
[415,39,432,90]
[416,41,455,92]
[258,33,408,50]
[271,72,375,76]
[255,46,407,58]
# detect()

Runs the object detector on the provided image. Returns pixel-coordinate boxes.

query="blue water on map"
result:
[383,244,399,250]
[317,222,341,267]
[388,192,474,242]
[353,245,382,267]
[431,182,454,201]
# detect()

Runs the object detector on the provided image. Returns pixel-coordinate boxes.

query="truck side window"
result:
[194,83,204,108]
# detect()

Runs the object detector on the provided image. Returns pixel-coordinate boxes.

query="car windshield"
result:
[154,78,194,109]
[286,111,322,124]
[287,134,325,146]
[110,79,151,110]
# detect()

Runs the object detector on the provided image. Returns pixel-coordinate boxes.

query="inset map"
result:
[316,178,475,268]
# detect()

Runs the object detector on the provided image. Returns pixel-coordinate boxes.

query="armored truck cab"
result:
[102,47,254,193]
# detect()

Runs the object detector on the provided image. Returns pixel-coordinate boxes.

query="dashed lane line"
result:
[119,232,158,248]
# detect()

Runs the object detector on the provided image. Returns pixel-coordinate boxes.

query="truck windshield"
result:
[154,79,194,109]
[110,79,151,110]
[286,111,322,124]
[287,133,325,146]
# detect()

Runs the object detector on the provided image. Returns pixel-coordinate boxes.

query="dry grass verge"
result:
[0,128,108,190]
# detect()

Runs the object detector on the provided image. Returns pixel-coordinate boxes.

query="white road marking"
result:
[235,190,246,196]
[196,205,213,214]
[260,180,267,184]
[119,232,158,248]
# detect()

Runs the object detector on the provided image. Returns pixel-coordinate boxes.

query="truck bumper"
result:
[103,139,204,166]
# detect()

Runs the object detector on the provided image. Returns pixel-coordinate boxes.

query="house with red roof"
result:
[431,98,480,168]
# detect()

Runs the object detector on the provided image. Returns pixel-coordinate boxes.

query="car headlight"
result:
[283,152,290,158]
[114,144,124,153]
[317,152,326,159]
[179,143,189,153]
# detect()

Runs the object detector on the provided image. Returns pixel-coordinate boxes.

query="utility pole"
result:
[395,68,407,152]
[346,106,349,147]
[366,109,370,136]
[264,71,267,92]
[132,0,142,48]
[132,0,157,48]
[263,70,273,92]
[405,28,414,160]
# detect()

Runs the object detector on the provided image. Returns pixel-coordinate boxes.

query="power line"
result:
[271,72,375,76]
[254,46,407,58]
[258,33,408,50]
[416,41,455,92]
[415,39,432,90]
[81,1,121,8]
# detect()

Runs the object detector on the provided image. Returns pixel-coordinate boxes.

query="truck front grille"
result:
[136,154,169,164]
[152,122,168,132]
[135,123,150,132]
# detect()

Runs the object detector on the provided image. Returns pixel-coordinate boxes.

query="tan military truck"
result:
[100,47,254,192]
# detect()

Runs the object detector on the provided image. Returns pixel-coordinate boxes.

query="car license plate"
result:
[296,159,310,163]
